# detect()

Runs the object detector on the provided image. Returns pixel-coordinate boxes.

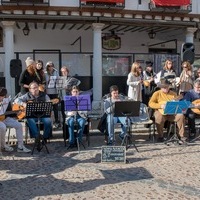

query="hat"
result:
[25,57,35,67]
[146,61,153,67]
[0,87,7,96]
[46,61,54,68]
[157,79,171,88]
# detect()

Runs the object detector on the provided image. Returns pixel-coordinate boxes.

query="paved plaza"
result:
[0,129,200,200]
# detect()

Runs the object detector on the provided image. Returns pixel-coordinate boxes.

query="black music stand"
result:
[56,76,64,99]
[163,101,190,145]
[26,102,52,154]
[114,101,140,152]
[64,94,91,153]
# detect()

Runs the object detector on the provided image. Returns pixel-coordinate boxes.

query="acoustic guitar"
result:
[191,99,200,115]
[12,98,60,120]
[39,84,45,92]
[158,94,183,115]
[0,109,23,121]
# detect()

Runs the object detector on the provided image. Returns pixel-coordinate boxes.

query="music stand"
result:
[56,76,64,99]
[26,102,52,154]
[114,101,140,152]
[163,101,190,145]
[64,94,91,153]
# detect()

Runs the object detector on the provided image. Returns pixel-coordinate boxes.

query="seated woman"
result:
[65,86,88,148]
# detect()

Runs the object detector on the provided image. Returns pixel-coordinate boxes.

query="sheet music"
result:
[154,71,161,84]
[56,76,64,89]
[48,76,57,88]
[0,97,11,115]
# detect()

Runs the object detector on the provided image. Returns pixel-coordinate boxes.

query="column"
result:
[186,27,197,43]
[92,23,104,110]
[2,21,15,97]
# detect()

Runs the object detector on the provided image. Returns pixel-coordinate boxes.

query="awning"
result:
[81,0,125,3]
[151,0,190,6]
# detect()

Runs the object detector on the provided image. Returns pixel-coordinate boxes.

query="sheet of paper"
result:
[48,76,57,88]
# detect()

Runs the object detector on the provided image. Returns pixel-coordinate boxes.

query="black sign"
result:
[101,146,126,163]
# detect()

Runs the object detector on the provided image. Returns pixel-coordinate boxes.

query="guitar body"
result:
[11,99,59,120]
[191,99,200,115]
[0,115,5,121]
[12,104,25,120]
[39,84,45,92]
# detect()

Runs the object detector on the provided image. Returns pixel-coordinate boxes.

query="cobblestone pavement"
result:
[0,130,200,200]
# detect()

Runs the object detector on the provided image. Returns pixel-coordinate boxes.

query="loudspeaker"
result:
[181,43,195,64]
[10,59,22,78]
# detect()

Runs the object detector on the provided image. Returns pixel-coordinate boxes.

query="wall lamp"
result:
[23,24,30,36]
[148,30,156,39]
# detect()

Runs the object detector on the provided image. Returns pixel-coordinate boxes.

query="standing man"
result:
[148,79,186,143]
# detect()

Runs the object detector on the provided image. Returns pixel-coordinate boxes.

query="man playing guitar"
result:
[0,87,31,153]
[182,79,200,140]
[14,82,53,142]
[148,79,186,143]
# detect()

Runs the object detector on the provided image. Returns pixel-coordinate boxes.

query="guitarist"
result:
[182,79,200,140]
[148,79,186,144]
[14,82,52,142]
[0,87,31,153]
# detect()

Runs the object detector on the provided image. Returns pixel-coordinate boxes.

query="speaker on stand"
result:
[10,59,22,95]
[181,43,195,65]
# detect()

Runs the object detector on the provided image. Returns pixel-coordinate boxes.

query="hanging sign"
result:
[102,35,121,50]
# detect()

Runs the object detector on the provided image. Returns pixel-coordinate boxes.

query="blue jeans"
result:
[107,114,127,142]
[27,118,52,139]
[67,116,86,144]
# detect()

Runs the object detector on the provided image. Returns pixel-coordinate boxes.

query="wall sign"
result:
[102,35,121,50]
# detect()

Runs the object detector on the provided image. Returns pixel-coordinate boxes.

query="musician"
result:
[182,79,200,140]
[127,62,143,101]
[160,59,177,91]
[60,66,81,96]
[148,79,186,143]
[19,57,37,94]
[0,121,5,157]
[104,85,127,145]
[65,86,87,148]
[178,61,193,95]
[143,61,157,105]
[0,87,31,153]
[14,82,52,141]
[35,60,46,92]
[45,61,60,129]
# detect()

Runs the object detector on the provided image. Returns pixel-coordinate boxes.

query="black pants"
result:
[186,110,196,134]
[48,94,59,123]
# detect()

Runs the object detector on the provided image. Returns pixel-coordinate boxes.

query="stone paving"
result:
[0,129,200,200]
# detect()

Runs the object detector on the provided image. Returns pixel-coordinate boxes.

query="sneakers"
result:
[17,145,31,153]
[2,145,14,152]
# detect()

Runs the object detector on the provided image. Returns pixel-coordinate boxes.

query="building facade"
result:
[0,0,200,103]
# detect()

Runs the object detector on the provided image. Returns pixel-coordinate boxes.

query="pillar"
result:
[92,23,104,110]
[2,21,15,97]
[186,27,197,43]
